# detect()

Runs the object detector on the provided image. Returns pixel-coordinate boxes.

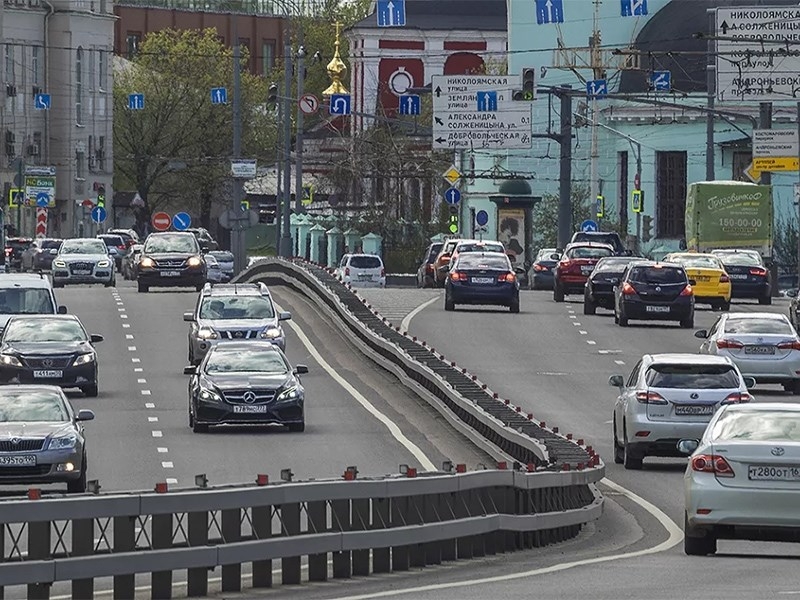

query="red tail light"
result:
[636,391,667,405]
[716,339,744,349]
[621,282,636,296]
[345,267,350,276]
[498,272,516,282]
[691,454,735,477]
[777,340,800,351]
[722,392,752,404]
[426,264,433,273]
[450,271,467,282]
[749,267,767,276]
[720,274,730,283]
[533,264,546,272]
[680,284,693,296]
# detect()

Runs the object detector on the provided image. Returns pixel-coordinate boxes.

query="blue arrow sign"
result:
[398,94,420,115]
[581,219,599,233]
[587,79,608,99]
[444,188,461,205]
[376,0,406,27]
[651,70,671,92]
[475,210,489,227]
[329,93,351,115]
[210,87,228,105]
[535,0,564,24]
[621,0,647,16]
[34,93,51,110]
[91,206,107,224]
[128,93,145,110]
[476,91,498,112]
[172,211,191,231]
[36,192,50,208]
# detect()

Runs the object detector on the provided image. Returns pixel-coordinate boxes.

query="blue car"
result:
[444,252,520,313]
[528,248,560,290]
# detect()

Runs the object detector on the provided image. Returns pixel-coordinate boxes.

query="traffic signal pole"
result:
[231,27,247,275]
[279,30,294,258]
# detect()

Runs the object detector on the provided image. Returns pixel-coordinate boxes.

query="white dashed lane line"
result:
[141,390,151,396]
[615,359,626,365]
[151,431,163,438]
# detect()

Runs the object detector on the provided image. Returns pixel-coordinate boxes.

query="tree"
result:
[113,29,272,232]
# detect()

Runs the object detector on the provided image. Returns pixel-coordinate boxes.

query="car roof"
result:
[0,384,65,394]
[6,314,78,322]
[724,312,788,321]
[346,253,383,260]
[208,341,283,353]
[564,242,615,250]
[625,260,683,268]
[0,273,53,287]
[722,402,800,413]
[645,353,734,365]
[204,283,268,296]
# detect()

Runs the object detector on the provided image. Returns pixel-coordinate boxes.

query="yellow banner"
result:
[752,157,799,171]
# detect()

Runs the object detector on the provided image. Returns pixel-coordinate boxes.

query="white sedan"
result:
[696,312,800,394]
[680,402,800,555]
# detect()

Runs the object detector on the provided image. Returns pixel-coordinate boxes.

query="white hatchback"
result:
[336,254,386,288]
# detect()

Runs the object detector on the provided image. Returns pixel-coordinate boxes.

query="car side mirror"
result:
[183,312,195,322]
[294,364,309,375]
[743,376,756,389]
[278,311,292,321]
[694,330,708,339]
[90,334,104,344]
[57,305,67,314]
[183,365,198,375]
[76,409,95,422]
[608,374,624,388]
[550,253,561,261]
[49,248,58,254]
[676,439,699,455]
[689,279,697,286]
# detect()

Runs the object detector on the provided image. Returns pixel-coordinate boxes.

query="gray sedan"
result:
[52,238,116,288]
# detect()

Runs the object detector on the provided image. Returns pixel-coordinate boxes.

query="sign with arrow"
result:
[376,0,406,27]
[620,0,647,17]
[535,0,564,24]
[650,71,671,92]
[398,94,420,115]
[444,188,461,205]
[586,79,608,99]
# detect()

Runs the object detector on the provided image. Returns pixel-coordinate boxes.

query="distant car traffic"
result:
[0,385,94,493]
[432,239,461,287]
[137,232,207,293]
[569,231,629,256]
[710,249,772,305]
[205,254,224,283]
[52,238,116,288]
[185,342,307,433]
[679,402,800,555]
[416,242,444,288]
[663,252,731,311]
[609,353,754,470]
[553,242,614,302]
[335,254,386,288]
[5,237,33,271]
[20,239,62,271]
[444,252,520,313]
[107,228,140,249]
[208,251,234,282]
[449,239,506,267]
[97,234,129,270]
[613,261,695,328]
[0,315,103,396]
[122,244,144,280]
[528,248,560,290]
[583,256,639,315]
[185,227,219,252]
[697,312,800,394]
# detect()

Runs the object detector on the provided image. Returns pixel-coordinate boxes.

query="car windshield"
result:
[41,240,62,250]
[0,289,55,315]
[536,249,559,261]
[205,349,289,374]
[99,236,124,247]
[4,319,86,342]
[0,390,68,422]
[457,255,510,270]
[645,364,740,389]
[718,253,762,266]
[711,410,800,441]
[200,295,275,319]
[629,266,686,284]
[210,251,234,262]
[723,318,794,335]
[144,235,197,253]
[567,246,613,259]
[595,258,637,272]
[457,243,504,254]
[572,233,623,251]
[60,240,107,255]
[7,240,31,249]
[426,245,444,261]
[669,255,722,269]
[349,256,382,269]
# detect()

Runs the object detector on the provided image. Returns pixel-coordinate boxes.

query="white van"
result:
[0,273,66,334]
[336,254,386,288]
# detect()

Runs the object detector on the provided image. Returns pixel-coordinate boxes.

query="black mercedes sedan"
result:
[584,256,640,315]
[185,342,307,433]
[0,315,103,397]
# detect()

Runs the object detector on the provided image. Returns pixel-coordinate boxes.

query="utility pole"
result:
[275,91,283,244]
[706,8,716,181]
[557,85,573,250]
[588,2,602,213]
[279,30,294,258]
[759,102,772,187]
[231,26,247,275]
[796,101,800,289]
[295,31,305,216]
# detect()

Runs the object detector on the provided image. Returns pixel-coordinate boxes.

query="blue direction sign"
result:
[535,0,564,24]
[477,91,498,112]
[444,188,461,205]
[475,210,489,227]
[34,93,51,110]
[172,211,191,231]
[587,79,608,99]
[36,192,50,208]
[621,0,647,16]
[398,94,420,115]
[581,219,599,233]
[329,93,351,115]
[650,70,671,92]
[91,206,107,224]
[128,93,145,110]
[210,87,228,105]
[376,0,406,27]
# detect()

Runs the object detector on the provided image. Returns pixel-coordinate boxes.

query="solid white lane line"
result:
[400,295,441,332]
[144,402,155,409]
[157,447,168,453]
[324,478,682,600]
[128,346,137,351]
[141,390,151,396]
[274,301,436,472]
[148,417,158,423]
[161,462,174,469]
[151,431,162,438]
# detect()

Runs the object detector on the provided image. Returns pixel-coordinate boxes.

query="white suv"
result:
[336,254,386,288]
[609,353,754,470]
[0,273,66,335]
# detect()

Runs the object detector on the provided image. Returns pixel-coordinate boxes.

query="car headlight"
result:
[53,259,66,268]
[0,354,22,367]
[96,259,110,268]
[261,327,282,339]
[198,388,222,402]
[198,327,218,340]
[48,434,78,450]
[140,257,155,268]
[276,385,300,402]
[73,352,95,365]
[187,256,203,267]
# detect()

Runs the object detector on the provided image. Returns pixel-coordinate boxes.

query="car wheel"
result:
[792,381,800,396]
[684,513,717,555]
[719,300,731,312]
[137,281,149,293]
[759,294,772,305]
[288,422,305,432]
[680,316,694,329]
[623,431,642,469]
[444,293,455,312]
[583,292,596,315]
[553,282,565,302]
[83,383,98,398]
[509,297,520,313]
[613,417,624,464]
[67,455,88,494]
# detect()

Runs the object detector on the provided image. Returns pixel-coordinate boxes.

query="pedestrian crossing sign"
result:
[302,185,314,206]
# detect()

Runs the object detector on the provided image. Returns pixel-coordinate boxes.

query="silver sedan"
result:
[52,238,116,288]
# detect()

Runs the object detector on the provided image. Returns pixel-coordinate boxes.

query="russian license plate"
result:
[749,465,800,481]
[0,455,36,466]
[729,274,748,280]
[74,269,91,275]
[161,271,181,277]
[745,345,776,355]
[358,273,372,280]
[581,265,594,274]
[674,404,714,416]
[645,305,670,313]
[232,405,268,413]
[471,277,494,284]
[695,276,711,282]
[33,370,63,378]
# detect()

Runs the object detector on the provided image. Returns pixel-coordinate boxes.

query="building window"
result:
[87,49,95,92]
[76,149,85,180]
[732,151,751,181]
[32,46,41,86]
[618,150,628,220]
[98,50,107,91]
[655,151,687,238]
[4,130,15,158]
[262,40,275,75]
[5,45,14,83]
[97,136,106,171]
[126,33,141,59]
[31,131,42,163]
[76,47,83,125]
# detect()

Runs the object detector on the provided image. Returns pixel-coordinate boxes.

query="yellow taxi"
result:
[663,252,731,310]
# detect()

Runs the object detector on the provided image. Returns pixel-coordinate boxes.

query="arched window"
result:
[76,47,83,124]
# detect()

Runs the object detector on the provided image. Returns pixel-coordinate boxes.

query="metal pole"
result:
[231,24,247,274]
[557,85,573,250]
[796,101,799,288]
[17,159,23,236]
[706,8,716,181]
[635,142,642,249]
[275,90,283,245]
[760,102,772,186]
[279,30,294,258]
[295,30,305,215]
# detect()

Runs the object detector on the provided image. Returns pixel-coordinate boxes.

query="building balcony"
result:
[116,0,321,15]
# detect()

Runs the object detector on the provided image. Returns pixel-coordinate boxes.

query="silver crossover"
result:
[52,238,116,288]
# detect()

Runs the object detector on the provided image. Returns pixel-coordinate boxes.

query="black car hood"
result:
[144,252,196,260]
[3,341,93,356]
[203,372,294,390]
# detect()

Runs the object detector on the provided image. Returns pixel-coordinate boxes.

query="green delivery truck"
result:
[685,181,773,257]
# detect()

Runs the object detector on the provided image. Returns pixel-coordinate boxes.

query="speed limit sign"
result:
[298,94,320,115]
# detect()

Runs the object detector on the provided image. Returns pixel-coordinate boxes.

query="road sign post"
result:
[210,87,228,105]
[329,94,351,115]
[580,219,599,232]
[444,188,461,205]
[90,206,107,224]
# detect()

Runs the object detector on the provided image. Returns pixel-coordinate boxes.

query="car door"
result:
[615,359,642,439]
[699,317,723,354]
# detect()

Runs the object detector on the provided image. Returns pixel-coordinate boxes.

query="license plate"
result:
[645,305,670,313]
[74,269,91,275]
[745,345,776,355]
[674,404,714,416]
[694,276,711,282]
[161,271,181,277]
[232,405,268,413]
[358,274,372,280]
[580,266,594,274]
[471,277,494,284]
[729,274,748,280]
[33,370,63,378]
[0,455,36,466]
[749,465,800,481]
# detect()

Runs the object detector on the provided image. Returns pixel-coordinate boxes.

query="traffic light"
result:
[631,189,643,213]
[267,83,278,104]
[96,185,105,208]
[642,214,653,243]
[513,68,535,101]
[595,194,604,218]
[448,205,459,234]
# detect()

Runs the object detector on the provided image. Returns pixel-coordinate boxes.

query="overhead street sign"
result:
[152,211,171,232]
[753,129,798,157]
[231,159,257,179]
[620,0,647,17]
[432,75,521,113]
[715,6,800,101]
[128,93,145,110]
[376,0,405,27]
[752,157,799,171]
[535,0,564,24]
[650,70,671,92]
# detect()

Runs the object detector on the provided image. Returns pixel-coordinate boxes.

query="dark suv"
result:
[137,232,207,293]
[570,231,629,256]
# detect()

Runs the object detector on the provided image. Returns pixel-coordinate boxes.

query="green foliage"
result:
[774,213,798,270]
